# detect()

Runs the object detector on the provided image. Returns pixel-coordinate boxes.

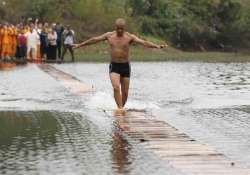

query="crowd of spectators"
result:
[0,19,75,62]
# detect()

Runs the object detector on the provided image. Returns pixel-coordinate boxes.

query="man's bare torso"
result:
[107,32,133,63]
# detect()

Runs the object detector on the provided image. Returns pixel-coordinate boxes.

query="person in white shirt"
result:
[26,27,40,61]
[61,25,75,62]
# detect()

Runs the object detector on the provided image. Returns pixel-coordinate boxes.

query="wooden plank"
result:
[116,112,250,175]
[39,64,94,95]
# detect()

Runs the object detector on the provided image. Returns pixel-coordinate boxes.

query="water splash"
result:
[85,91,160,111]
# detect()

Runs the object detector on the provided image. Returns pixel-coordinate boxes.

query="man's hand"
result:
[158,44,168,49]
[73,44,81,49]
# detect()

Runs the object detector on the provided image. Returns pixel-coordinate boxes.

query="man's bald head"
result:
[115,18,126,27]
[115,18,126,37]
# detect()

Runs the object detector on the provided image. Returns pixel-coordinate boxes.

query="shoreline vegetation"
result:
[70,43,250,63]
[70,35,250,63]
[1,48,250,64]
[73,52,250,63]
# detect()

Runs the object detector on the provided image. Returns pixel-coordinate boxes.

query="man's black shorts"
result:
[109,62,131,78]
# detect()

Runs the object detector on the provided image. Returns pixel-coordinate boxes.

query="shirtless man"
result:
[74,18,167,113]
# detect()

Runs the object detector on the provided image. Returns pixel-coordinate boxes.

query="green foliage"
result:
[125,0,249,50]
[0,0,249,50]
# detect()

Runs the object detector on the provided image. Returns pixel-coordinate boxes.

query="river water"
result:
[1,62,250,174]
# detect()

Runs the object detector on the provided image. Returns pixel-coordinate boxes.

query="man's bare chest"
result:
[108,37,131,48]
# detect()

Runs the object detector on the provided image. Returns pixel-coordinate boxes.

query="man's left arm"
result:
[131,34,168,49]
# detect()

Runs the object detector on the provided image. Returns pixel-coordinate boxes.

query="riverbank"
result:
[66,44,250,63]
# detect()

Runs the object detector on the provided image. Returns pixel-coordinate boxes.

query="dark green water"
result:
[0,111,179,175]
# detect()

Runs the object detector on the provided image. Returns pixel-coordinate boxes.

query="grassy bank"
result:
[62,43,250,63]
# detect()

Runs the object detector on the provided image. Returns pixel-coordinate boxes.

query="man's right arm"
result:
[74,32,112,49]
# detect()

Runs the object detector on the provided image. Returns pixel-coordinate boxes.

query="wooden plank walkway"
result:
[115,111,250,175]
[39,64,94,95]
[39,64,250,175]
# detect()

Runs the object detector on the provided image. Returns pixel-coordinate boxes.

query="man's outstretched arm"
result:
[73,32,112,49]
[131,34,168,49]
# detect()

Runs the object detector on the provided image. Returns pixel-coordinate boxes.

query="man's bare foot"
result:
[114,108,126,116]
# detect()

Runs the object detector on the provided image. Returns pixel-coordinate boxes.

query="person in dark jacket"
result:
[40,27,48,60]
[55,22,64,59]
[17,29,27,60]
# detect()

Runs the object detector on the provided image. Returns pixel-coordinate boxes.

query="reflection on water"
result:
[0,62,16,70]
[0,111,175,175]
[0,111,59,150]
[112,132,131,175]
[0,111,113,175]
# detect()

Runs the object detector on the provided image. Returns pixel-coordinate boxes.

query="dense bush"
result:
[125,0,249,50]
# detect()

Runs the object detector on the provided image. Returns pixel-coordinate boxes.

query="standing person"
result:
[26,26,40,61]
[17,29,27,60]
[10,25,18,59]
[74,18,167,114]
[55,22,64,59]
[1,24,11,60]
[47,28,57,60]
[61,25,75,62]
[35,19,42,62]
[40,26,48,60]
[0,24,3,60]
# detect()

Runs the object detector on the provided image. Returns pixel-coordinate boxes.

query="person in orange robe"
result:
[7,26,13,58]
[1,25,11,60]
[9,26,14,58]
[0,25,3,60]
[11,26,18,58]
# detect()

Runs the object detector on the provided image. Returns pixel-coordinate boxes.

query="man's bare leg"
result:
[110,73,123,109]
[120,77,130,107]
